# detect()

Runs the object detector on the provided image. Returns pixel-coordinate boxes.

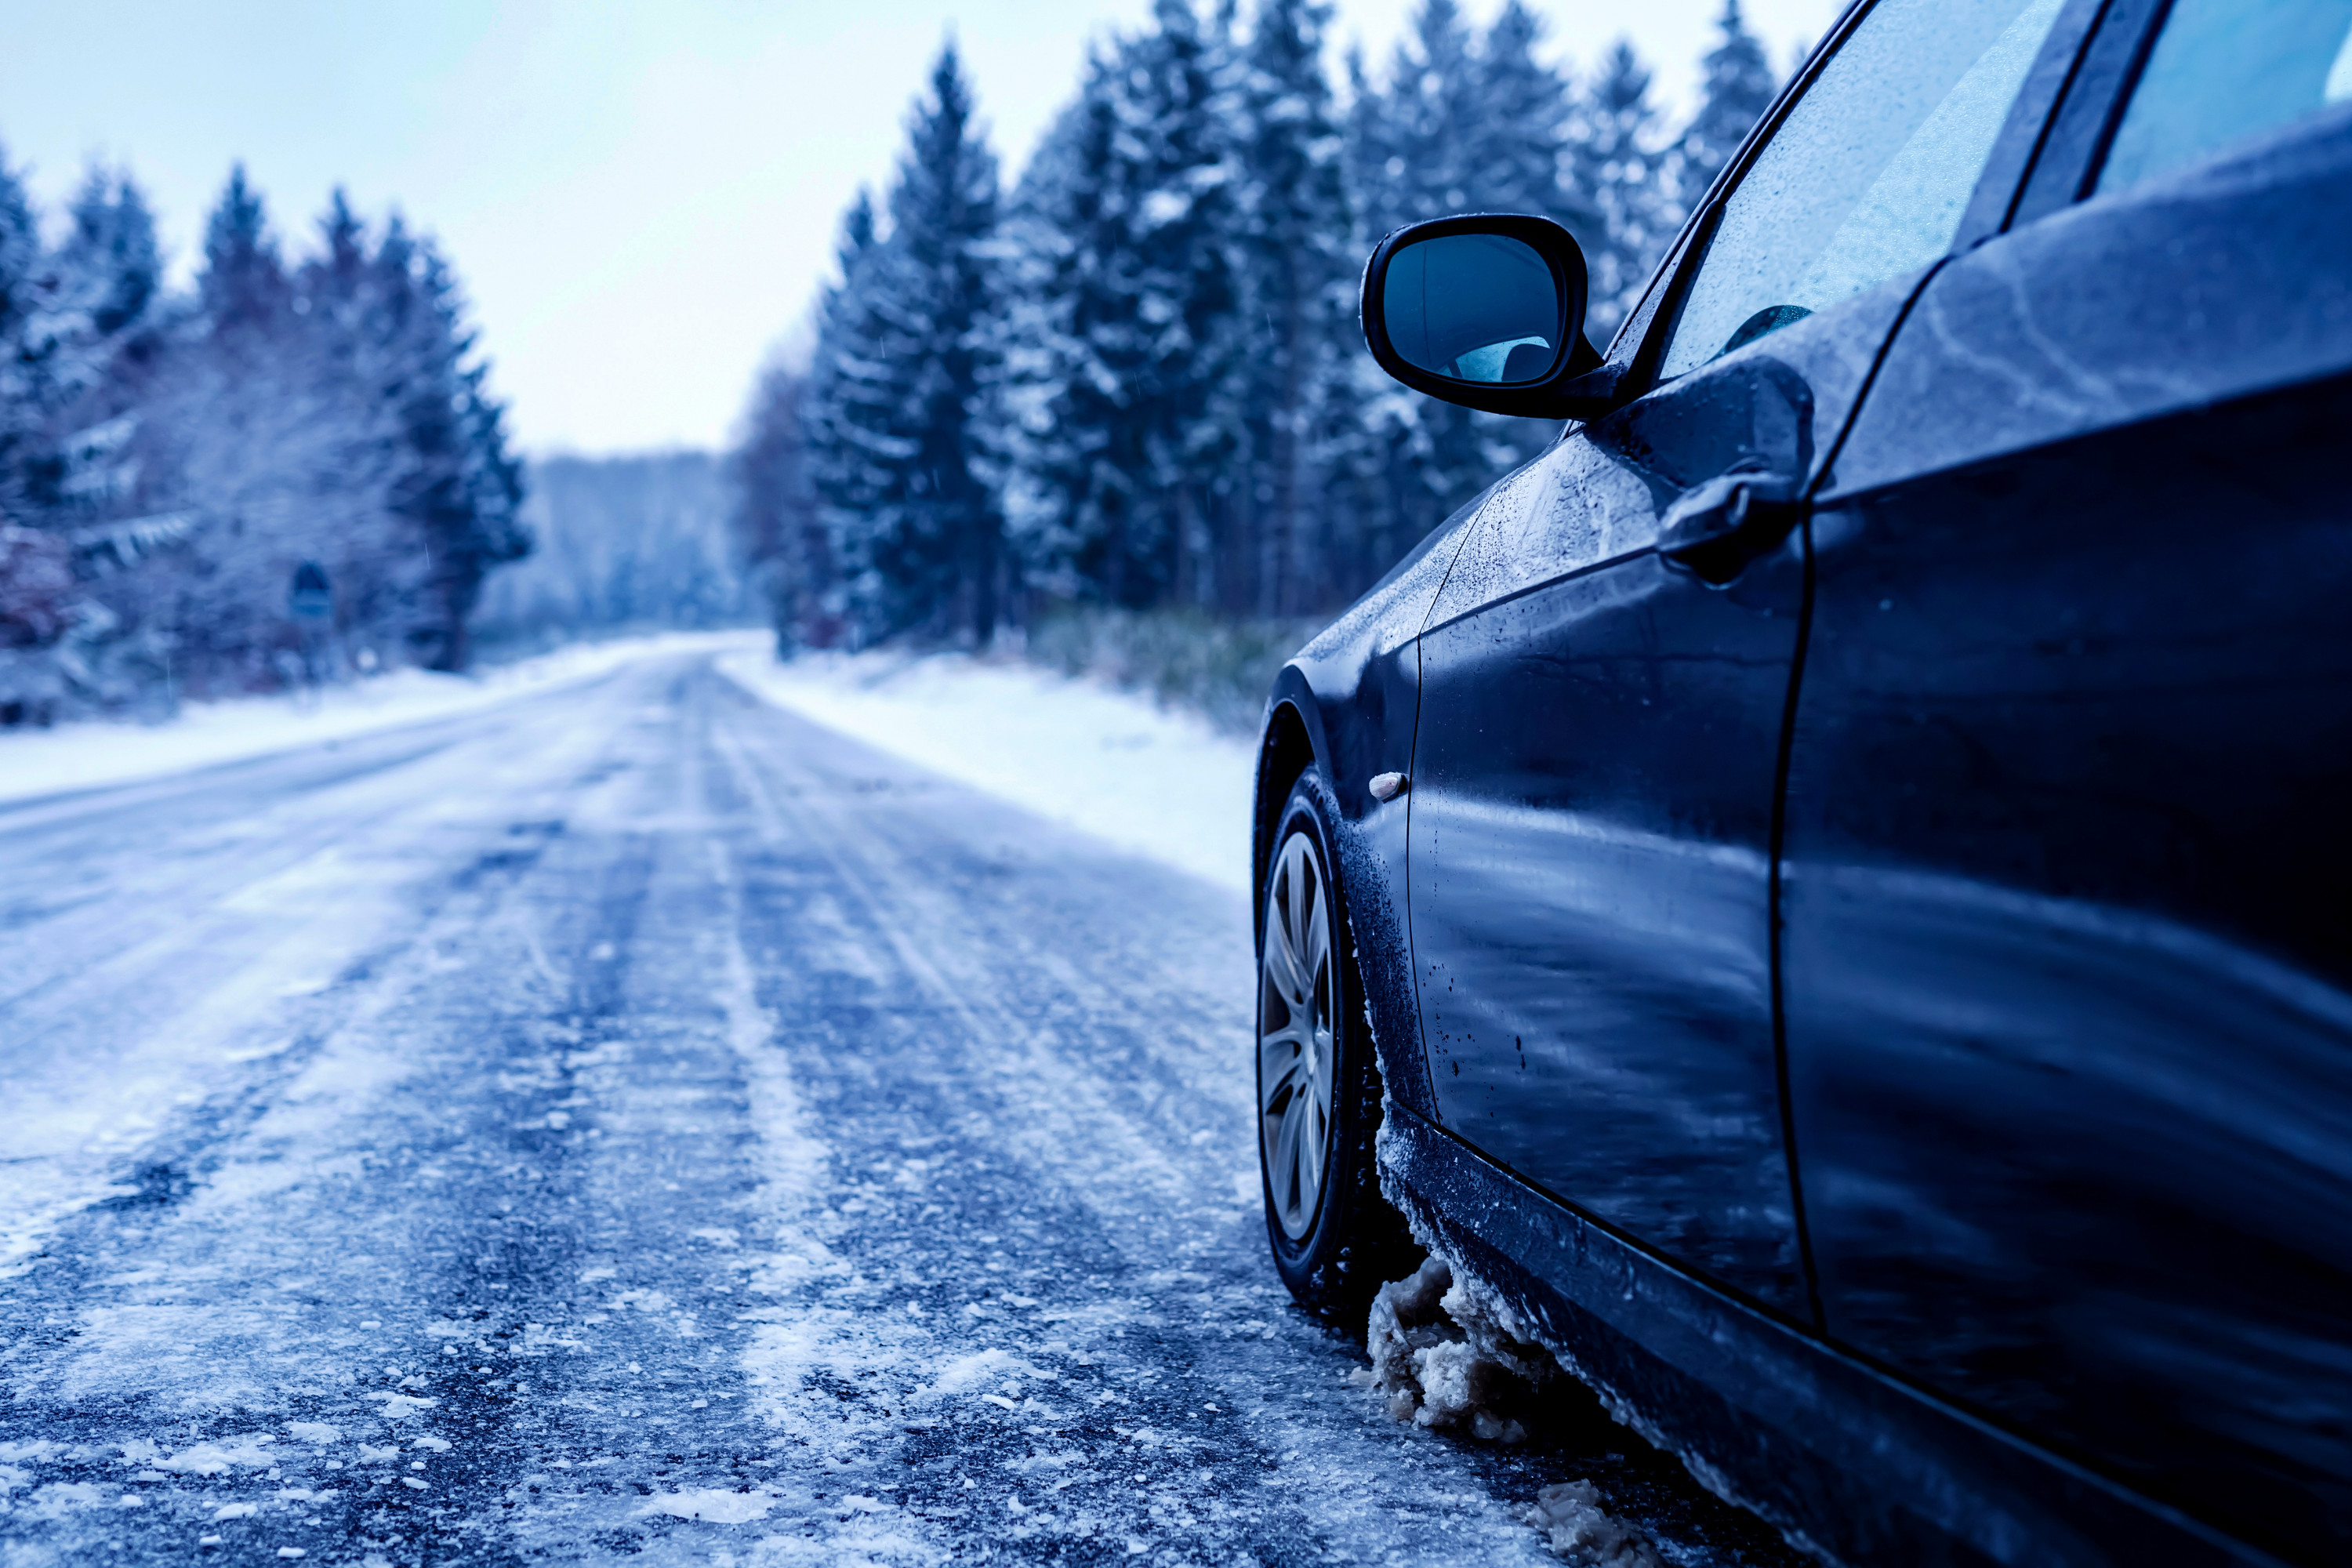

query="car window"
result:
[2096,0,2352,195]
[1659,0,2068,380]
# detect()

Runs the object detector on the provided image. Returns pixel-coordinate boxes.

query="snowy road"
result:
[0,651,1798,1566]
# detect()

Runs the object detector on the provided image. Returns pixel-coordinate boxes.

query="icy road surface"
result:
[0,651,1802,1567]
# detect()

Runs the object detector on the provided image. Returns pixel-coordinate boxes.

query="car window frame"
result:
[2022,0,2352,216]
[2008,0,2172,224]
[1600,0,2112,405]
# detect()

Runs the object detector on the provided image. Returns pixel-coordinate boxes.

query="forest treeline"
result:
[0,160,526,721]
[732,0,1780,651]
[474,452,749,653]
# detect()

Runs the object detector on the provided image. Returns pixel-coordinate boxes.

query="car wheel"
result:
[1259,772,1412,1325]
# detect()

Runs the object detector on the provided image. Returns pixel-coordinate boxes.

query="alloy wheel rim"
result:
[1260,828,1337,1240]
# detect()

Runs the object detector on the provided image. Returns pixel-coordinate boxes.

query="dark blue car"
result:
[1249,1,2352,1563]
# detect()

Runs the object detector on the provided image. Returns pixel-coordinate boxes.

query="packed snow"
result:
[1366,1253,1555,1446]
[716,645,1258,892]
[1526,1480,1669,1568]
[0,630,763,808]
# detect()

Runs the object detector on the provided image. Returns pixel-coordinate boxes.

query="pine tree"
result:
[199,164,288,339]
[264,192,432,665]
[1227,0,1352,614]
[0,150,45,524]
[801,187,884,604]
[45,170,162,350]
[805,45,1003,644]
[305,189,371,320]
[757,0,1799,635]
[1474,2,1588,225]
[1335,1,1581,571]
[1676,0,1777,213]
[993,64,1122,604]
[29,169,163,492]
[151,183,525,682]
[1103,0,1243,611]
[374,228,529,670]
[729,362,826,653]
[0,151,37,354]
[996,3,1241,612]
[0,147,78,716]
[1346,0,1481,241]
[149,169,338,686]
[1574,41,1675,339]
[0,153,528,710]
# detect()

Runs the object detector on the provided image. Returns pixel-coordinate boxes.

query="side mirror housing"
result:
[1359,214,1614,419]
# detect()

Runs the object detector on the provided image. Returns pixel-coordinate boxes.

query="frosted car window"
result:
[2097,0,2352,194]
[1660,0,2066,380]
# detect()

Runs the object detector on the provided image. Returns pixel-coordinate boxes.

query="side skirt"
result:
[1377,1106,2276,1568]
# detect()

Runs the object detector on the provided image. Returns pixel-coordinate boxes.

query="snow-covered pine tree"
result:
[23,170,172,586]
[1573,41,1675,340]
[804,45,1003,645]
[996,2,1241,613]
[151,181,524,685]
[0,151,46,525]
[373,227,529,670]
[199,164,289,342]
[30,167,163,423]
[729,361,827,654]
[800,187,887,633]
[1345,0,1581,232]
[1123,0,1247,613]
[0,156,524,707]
[137,168,318,688]
[1346,0,1479,241]
[1340,0,1483,559]
[1474,2,1591,227]
[0,148,76,719]
[1675,0,1778,216]
[1227,0,1353,615]
[51,171,161,343]
[301,187,374,347]
[993,64,1120,604]
[1337,0,1582,572]
[241,189,445,672]
[1468,0,1599,466]
[0,153,33,347]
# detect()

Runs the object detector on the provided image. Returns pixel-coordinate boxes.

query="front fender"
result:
[1250,478,1506,1123]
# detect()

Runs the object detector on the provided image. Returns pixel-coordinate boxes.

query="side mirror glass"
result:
[1360,213,1605,418]
[1382,232,1564,384]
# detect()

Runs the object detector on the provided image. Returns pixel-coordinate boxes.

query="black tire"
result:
[1258,771,1414,1328]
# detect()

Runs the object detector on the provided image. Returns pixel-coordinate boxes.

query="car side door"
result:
[1780,3,2352,1559]
[1404,0,2087,1313]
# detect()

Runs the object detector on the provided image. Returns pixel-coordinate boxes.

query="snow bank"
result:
[0,630,764,807]
[716,648,1258,893]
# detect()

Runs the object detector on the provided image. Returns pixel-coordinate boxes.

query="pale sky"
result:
[0,1,1838,456]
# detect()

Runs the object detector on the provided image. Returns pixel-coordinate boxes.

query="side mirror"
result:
[1359,214,1613,419]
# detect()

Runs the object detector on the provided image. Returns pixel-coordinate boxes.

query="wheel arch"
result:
[1253,659,1437,1123]
[1252,688,1324,922]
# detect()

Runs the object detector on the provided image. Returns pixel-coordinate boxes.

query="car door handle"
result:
[1657,471,1806,586]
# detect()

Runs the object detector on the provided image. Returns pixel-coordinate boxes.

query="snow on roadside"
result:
[715,647,1259,894]
[0,630,766,808]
